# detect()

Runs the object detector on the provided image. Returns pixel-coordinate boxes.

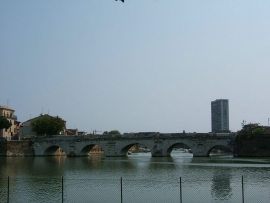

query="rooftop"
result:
[0,105,15,111]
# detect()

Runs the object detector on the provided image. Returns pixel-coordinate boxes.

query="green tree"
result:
[31,115,66,136]
[253,128,267,135]
[0,116,12,130]
[103,130,121,135]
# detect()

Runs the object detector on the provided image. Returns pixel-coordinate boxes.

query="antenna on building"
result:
[7,99,9,107]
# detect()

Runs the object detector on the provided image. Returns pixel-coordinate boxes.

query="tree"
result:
[31,115,66,136]
[103,130,121,135]
[0,116,12,130]
[253,127,267,135]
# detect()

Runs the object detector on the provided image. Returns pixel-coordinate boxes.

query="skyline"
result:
[1,1,270,133]
[211,99,229,132]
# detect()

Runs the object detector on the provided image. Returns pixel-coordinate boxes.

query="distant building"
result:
[66,128,78,135]
[65,129,88,135]
[19,114,66,139]
[19,117,38,139]
[211,99,229,132]
[78,131,88,135]
[0,105,20,140]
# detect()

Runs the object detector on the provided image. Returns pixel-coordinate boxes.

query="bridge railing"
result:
[1,176,269,203]
[31,132,236,142]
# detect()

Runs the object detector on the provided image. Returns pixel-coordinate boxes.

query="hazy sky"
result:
[1,1,270,134]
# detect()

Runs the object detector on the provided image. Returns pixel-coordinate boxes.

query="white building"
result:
[19,117,37,139]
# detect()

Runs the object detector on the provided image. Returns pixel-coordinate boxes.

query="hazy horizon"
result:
[1,1,270,134]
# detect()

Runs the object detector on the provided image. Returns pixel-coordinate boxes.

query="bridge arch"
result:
[120,143,136,156]
[119,142,153,156]
[207,145,233,157]
[43,145,66,156]
[78,144,104,156]
[167,142,193,155]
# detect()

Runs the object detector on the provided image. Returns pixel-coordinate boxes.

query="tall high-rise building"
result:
[211,99,229,132]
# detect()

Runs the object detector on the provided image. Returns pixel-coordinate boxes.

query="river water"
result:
[1,151,270,203]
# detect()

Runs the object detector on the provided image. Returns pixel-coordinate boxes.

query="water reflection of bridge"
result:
[31,132,236,157]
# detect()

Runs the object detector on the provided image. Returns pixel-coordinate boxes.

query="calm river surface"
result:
[1,151,270,203]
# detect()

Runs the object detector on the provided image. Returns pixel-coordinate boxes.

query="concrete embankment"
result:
[0,139,7,156]
[0,140,104,157]
[0,140,35,156]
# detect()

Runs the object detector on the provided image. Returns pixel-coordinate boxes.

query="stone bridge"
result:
[31,132,237,157]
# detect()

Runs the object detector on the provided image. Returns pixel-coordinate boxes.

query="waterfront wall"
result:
[0,138,7,156]
[0,140,101,157]
[6,141,34,157]
[236,134,270,157]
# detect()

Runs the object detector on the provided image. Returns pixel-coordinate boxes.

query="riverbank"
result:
[0,140,105,157]
[1,134,270,157]
[0,140,34,156]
